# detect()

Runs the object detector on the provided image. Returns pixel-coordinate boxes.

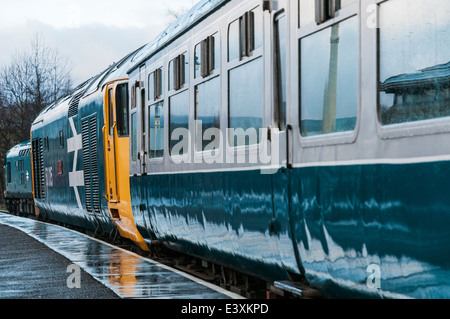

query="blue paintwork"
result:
[130,159,450,299]
[31,87,114,233]
[291,161,450,299]
[30,45,142,233]
[130,169,296,282]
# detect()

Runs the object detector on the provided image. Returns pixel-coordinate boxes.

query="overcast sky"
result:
[0,0,198,86]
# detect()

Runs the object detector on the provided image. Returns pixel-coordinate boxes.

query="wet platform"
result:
[0,212,243,299]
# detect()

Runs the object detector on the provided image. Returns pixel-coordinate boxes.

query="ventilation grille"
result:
[32,138,45,199]
[68,91,84,118]
[82,116,100,213]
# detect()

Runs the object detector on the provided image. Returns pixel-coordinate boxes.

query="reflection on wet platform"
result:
[0,213,242,299]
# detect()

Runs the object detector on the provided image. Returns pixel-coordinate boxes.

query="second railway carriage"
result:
[30,50,149,251]
[126,0,450,298]
[3,141,34,215]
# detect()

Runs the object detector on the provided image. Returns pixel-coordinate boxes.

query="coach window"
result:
[378,0,450,126]
[299,1,358,137]
[169,52,189,156]
[299,0,358,27]
[194,33,221,152]
[148,67,165,159]
[228,6,264,147]
[131,112,137,162]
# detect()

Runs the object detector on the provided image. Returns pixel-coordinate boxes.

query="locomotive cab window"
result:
[108,88,114,136]
[378,0,450,126]
[116,83,129,137]
[299,2,359,138]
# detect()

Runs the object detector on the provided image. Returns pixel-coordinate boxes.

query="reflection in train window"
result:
[300,17,358,137]
[149,102,164,159]
[169,90,189,156]
[378,0,450,125]
[229,57,263,146]
[195,76,221,152]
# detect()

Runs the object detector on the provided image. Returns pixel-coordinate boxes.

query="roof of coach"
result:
[6,140,31,159]
[128,0,229,73]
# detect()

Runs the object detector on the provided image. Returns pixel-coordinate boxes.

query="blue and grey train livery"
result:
[126,0,450,298]
[3,141,34,215]
[5,0,450,299]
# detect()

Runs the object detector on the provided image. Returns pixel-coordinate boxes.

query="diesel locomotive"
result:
[3,141,34,216]
[3,0,450,298]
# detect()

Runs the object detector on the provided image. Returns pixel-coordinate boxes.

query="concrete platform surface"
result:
[0,213,243,299]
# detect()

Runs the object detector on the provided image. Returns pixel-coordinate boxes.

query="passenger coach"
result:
[126,0,450,298]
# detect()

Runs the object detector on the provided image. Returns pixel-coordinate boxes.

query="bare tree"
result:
[165,0,197,25]
[0,34,73,202]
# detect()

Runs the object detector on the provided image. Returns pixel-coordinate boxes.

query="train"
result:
[3,0,450,299]
[3,141,34,216]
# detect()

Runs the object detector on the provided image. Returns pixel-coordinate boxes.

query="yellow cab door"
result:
[104,81,149,251]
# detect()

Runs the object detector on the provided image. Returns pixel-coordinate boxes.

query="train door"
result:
[264,0,306,281]
[138,65,147,175]
[104,81,149,251]
[104,81,130,204]
[105,84,118,202]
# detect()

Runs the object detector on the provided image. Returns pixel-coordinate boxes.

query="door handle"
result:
[286,124,293,170]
